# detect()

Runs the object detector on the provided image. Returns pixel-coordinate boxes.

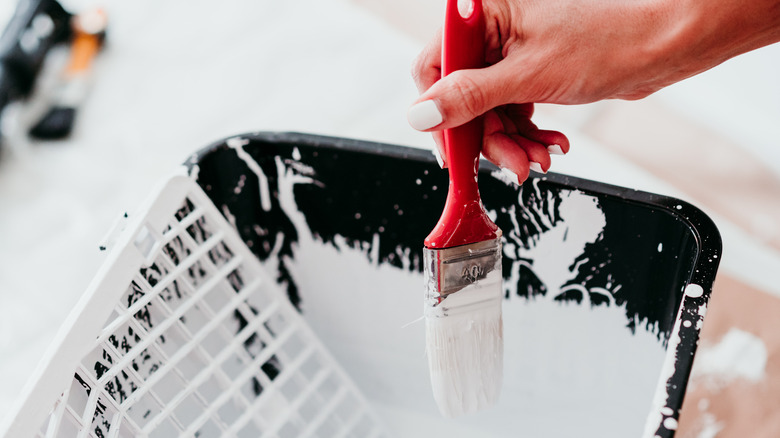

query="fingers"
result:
[408,61,515,132]
[410,28,447,161]
[411,27,442,95]
[506,105,570,155]
[509,134,550,174]
[482,130,531,184]
[482,108,568,183]
[409,37,568,175]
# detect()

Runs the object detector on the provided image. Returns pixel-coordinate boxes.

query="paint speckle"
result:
[685,284,704,298]
[683,320,692,328]
[416,179,422,185]
[292,147,301,160]
[657,243,663,252]
[663,417,678,430]
[233,174,247,194]
[355,212,362,220]
[675,205,682,210]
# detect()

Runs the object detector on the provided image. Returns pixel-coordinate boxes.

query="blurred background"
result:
[0,0,778,436]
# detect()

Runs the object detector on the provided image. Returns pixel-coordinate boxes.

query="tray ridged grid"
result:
[36,185,387,438]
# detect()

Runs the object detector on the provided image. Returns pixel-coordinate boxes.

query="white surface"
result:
[1,0,779,432]
[654,44,780,176]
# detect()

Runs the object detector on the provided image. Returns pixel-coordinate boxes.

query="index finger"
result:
[411,27,443,95]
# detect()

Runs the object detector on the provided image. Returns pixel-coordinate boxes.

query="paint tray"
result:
[3,132,721,438]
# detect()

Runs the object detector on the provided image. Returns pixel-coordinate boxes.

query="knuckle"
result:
[448,71,486,117]
[411,53,425,79]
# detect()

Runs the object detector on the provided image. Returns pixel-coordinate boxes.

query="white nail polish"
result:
[547,144,564,155]
[408,100,443,131]
[432,148,444,168]
[529,162,546,174]
[501,168,518,183]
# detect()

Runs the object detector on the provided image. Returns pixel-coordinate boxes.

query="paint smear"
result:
[691,328,767,388]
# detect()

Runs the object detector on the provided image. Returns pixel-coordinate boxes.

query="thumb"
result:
[408,62,515,132]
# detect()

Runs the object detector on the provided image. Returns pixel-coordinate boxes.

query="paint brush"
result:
[29,8,106,140]
[423,0,503,418]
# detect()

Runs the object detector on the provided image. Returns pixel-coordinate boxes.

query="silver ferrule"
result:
[424,235,502,308]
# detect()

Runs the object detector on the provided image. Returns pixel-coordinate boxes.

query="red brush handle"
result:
[424,0,499,249]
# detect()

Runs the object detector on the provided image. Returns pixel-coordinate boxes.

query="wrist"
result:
[650,0,780,83]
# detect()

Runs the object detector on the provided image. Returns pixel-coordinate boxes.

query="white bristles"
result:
[425,272,504,417]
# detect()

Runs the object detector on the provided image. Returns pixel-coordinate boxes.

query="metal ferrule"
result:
[423,235,502,308]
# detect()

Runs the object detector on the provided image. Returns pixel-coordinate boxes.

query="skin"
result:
[410,0,780,182]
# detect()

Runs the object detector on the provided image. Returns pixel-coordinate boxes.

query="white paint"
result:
[228,137,272,212]
[685,284,704,298]
[695,412,723,438]
[519,189,607,300]
[663,417,678,430]
[643,306,684,438]
[501,168,518,184]
[425,270,503,417]
[657,243,663,252]
[691,328,767,388]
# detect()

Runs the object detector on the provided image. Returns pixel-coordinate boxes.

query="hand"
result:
[408,0,780,182]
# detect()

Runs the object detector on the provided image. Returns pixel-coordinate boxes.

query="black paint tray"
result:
[188,132,721,437]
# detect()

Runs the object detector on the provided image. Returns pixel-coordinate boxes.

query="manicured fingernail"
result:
[432,147,445,168]
[547,144,564,155]
[501,168,518,184]
[529,162,546,174]
[408,100,443,131]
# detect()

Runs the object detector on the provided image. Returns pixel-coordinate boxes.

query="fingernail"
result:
[408,100,443,131]
[432,147,445,168]
[501,168,518,184]
[529,162,546,174]
[547,144,564,155]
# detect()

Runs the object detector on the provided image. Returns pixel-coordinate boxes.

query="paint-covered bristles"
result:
[426,295,503,417]
[423,242,504,418]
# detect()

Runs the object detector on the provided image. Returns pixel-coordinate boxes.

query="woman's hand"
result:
[408,0,780,182]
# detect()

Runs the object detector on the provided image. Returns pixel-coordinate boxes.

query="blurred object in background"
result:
[0,0,72,142]
[29,8,106,140]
